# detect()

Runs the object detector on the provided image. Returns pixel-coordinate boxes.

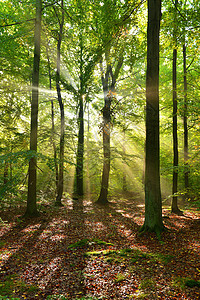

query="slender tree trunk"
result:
[97,90,111,204]
[122,127,127,192]
[25,0,41,217]
[171,48,180,213]
[74,37,84,197]
[46,42,59,194]
[55,0,65,206]
[183,43,189,190]
[86,100,90,195]
[141,0,164,236]
[171,0,182,214]
[75,94,84,196]
[97,50,123,205]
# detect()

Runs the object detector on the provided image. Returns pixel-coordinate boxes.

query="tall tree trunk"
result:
[86,100,90,195]
[74,37,84,197]
[171,0,182,214]
[97,51,123,205]
[171,47,180,213]
[75,94,84,196]
[46,42,59,195]
[183,43,189,191]
[25,0,41,217]
[122,127,127,192]
[141,0,164,236]
[97,89,111,204]
[55,0,65,206]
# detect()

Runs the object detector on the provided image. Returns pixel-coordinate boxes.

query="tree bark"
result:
[46,42,59,195]
[141,0,164,236]
[97,90,111,204]
[97,50,123,205]
[55,0,65,206]
[74,36,84,197]
[171,48,180,213]
[171,0,182,214]
[86,100,90,195]
[122,127,127,192]
[75,94,84,196]
[183,43,189,190]
[25,0,41,217]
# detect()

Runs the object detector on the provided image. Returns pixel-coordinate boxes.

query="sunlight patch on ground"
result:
[50,234,66,242]
[65,198,73,209]
[0,244,22,268]
[117,225,133,239]
[22,257,62,289]
[39,230,52,240]
[0,222,14,238]
[21,224,41,233]
[116,209,125,213]
[121,213,135,218]
[137,204,145,208]
[85,220,107,232]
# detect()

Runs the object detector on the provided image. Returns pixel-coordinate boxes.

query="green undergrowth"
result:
[0,274,39,299]
[85,247,174,266]
[172,277,200,289]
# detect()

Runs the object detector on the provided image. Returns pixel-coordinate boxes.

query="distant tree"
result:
[25,0,42,217]
[141,0,164,235]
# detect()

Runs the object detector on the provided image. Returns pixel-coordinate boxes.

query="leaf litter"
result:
[0,193,199,299]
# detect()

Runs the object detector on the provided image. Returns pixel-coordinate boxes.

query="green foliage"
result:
[114,273,126,283]
[0,274,38,298]
[68,239,89,249]
[0,0,199,209]
[185,279,200,288]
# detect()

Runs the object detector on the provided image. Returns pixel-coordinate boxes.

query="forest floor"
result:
[0,192,200,300]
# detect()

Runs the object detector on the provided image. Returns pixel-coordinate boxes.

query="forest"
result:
[0,0,200,299]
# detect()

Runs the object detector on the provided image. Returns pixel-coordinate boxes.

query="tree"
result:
[141,0,164,235]
[96,0,134,204]
[183,43,189,191]
[171,0,182,214]
[54,0,65,206]
[25,0,42,217]
[46,39,59,196]
[74,36,84,196]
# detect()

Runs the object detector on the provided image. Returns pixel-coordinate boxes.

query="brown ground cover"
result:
[0,192,199,299]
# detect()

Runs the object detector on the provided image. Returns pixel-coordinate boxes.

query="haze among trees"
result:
[0,0,200,298]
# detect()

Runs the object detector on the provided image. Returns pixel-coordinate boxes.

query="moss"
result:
[185,279,200,288]
[139,278,156,291]
[114,273,126,283]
